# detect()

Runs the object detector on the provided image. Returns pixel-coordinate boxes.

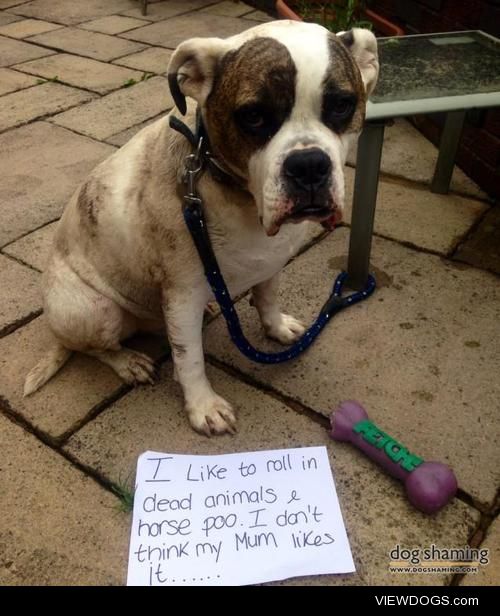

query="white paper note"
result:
[127,446,355,586]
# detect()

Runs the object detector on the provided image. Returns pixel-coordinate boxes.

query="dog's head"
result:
[168,20,379,236]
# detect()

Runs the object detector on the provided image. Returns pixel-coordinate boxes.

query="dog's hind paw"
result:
[186,394,237,437]
[265,313,306,345]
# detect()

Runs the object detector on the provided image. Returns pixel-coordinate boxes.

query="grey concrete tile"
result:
[0,253,40,335]
[51,75,172,140]
[0,17,61,38]
[112,46,172,75]
[120,0,219,22]
[64,363,479,585]
[120,13,258,48]
[3,220,57,271]
[28,26,146,62]
[0,414,129,585]
[347,119,486,200]
[461,517,500,586]
[454,207,500,275]
[0,122,115,246]
[343,167,488,255]
[79,15,149,35]
[0,34,54,66]
[204,229,500,508]
[7,0,138,25]
[0,80,95,132]
[14,53,144,94]
[0,66,38,95]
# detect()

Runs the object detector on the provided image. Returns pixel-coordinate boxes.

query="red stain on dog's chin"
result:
[321,208,343,230]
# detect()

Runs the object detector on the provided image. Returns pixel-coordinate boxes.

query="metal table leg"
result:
[431,110,466,194]
[141,0,148,16]
[346,121,385,291]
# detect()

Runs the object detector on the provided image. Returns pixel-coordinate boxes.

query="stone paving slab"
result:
[15,53,144,94]
[113,46,172,75]
[120,0,219,22]
[342,168,488,255]
[242,9,274,22]
[462,516,500,586]
[0,121,115,247]
[28,26,146,62]
[0,10,22,25]
[51,75,173,140]
[0,80,95,134]
[454,207,500,275]
[0,0,30,9]
[205,229,500,508]
[0,66,38,95]
[199,1,254,17]
[0,253,40,335]
[105,113,166,147]
[3,220,57,271]
[7,0,138,25]
[79,15,149,35]
[64,363,479,586]
[0,17,61,38]
[0,34,54,66]
[347,120,485,200]
[0,316,169,440]
[0,414,128,585]
[121,13,258,48]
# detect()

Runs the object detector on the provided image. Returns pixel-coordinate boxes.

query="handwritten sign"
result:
[127,447,355,586]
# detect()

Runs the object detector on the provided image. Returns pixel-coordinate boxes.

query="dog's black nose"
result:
[283,148,332,191]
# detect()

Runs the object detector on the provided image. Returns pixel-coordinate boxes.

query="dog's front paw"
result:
[264,313,306,345]
[186,394,237,437]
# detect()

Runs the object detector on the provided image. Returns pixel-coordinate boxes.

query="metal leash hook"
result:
[183,137,204,207]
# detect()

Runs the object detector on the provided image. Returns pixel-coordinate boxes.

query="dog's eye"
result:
[328,96,356,120]
[234,105,272,137]
[240,108,265,129]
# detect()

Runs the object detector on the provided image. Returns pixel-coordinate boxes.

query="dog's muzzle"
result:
[283,147,336,222]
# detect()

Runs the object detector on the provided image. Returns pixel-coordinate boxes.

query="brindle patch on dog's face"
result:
[204,37,296,176]
[322,35,366,135]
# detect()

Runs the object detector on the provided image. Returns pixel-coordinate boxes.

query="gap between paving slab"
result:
[0,413,129,585]
[63,362,480,586]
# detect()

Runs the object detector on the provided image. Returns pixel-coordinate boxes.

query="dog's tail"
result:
[24,342,73,396]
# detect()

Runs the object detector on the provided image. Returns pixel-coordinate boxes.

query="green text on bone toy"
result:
[353,420,424,472]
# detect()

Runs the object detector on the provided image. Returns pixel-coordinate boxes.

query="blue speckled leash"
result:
[172,114,376,364]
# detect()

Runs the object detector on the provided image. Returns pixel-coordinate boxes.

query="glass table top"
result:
[367,31,500,120]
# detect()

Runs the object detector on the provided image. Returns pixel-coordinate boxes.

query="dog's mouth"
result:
[265,202,342,237]
[288,205,333,221]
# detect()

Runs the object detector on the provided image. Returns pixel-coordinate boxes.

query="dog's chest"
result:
[214,222,309,297]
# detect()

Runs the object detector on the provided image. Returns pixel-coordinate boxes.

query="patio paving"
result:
[0,0,498,587]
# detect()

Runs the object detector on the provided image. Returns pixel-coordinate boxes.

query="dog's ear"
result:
[167,37,229,115]
[337,28,379,96]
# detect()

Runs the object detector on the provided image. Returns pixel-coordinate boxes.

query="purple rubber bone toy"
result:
[329,401,457,514]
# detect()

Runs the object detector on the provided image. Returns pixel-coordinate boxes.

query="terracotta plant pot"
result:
[275,0,404,36]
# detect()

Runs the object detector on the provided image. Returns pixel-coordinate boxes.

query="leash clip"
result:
[183,137,204,200]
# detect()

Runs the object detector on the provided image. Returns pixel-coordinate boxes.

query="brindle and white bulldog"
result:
[25,20,379,436]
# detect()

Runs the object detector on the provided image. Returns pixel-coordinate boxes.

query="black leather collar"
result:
[169,111,248,192]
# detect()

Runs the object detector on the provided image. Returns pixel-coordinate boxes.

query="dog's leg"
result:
[163,287,236,436]
[252,274,305,344]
